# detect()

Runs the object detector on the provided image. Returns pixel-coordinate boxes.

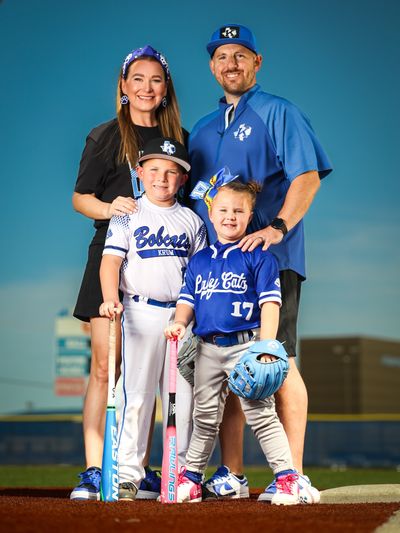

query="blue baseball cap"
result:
[206,24,257,57]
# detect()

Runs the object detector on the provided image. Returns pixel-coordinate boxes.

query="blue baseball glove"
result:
[228,339,289,400]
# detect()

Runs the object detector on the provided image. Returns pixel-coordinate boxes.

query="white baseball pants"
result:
[117,297,193,485]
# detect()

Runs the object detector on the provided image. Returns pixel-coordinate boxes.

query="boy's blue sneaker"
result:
[203,465,249,499]
[136,467,161,500]
[258,473,320,504]
[70,466,101,500]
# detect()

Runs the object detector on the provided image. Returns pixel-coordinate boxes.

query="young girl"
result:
[165,180,300,505]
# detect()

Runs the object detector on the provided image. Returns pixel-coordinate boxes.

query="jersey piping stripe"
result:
[260,290,281,296]
[179,292,194,301]
[104,244,128,253]
[259,296,282,305]
[177,297,195,308]
[209,243,239,259]
[222,245,239,258]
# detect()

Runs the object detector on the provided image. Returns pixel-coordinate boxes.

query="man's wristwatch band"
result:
[270,217,288,236]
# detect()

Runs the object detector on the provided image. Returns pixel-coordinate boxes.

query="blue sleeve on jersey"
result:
[177,258,195,308]
[250,96,332,182]
[251,250,282,307]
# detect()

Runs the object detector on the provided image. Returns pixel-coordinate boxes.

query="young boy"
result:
[99,137,207,501]
[165,179,300,505]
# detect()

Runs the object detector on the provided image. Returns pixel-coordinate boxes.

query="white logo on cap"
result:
[222,27,238,39]
[160,140,176,155]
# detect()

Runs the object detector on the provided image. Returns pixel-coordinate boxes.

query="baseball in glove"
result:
[228,339,289,400]
[177,333,199,386]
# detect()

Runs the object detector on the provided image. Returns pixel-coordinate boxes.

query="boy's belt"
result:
[201,329,258,347]
[132,295,176,308]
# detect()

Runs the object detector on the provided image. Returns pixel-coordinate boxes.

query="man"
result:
[188,23,332,502]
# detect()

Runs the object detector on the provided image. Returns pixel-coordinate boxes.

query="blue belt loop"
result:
[132,295,176,309]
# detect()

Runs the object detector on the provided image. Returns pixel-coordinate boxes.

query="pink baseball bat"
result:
[160,337,178,503]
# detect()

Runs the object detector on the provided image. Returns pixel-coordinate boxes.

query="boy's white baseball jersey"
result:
[105,195,206,300]
[103,194,207,486]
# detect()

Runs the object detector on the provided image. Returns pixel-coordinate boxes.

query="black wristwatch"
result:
[270,217,288,236]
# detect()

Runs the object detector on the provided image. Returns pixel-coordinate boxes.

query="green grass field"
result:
[0,466,399,490]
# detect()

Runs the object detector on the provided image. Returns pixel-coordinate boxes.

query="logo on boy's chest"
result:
[133,225,190,258]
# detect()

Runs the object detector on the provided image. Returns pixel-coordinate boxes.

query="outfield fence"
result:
[0,414,399,466]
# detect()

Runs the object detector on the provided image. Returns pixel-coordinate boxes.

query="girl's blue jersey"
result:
[177,241,282,337]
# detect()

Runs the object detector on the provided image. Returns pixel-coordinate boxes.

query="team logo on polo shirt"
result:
[220,26,239,39]
[234,123,252,141]
[160,140,176,155]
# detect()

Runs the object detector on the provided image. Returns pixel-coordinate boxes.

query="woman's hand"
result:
[106,196,137,218]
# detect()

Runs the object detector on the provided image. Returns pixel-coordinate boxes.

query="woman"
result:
[70,45,188,500]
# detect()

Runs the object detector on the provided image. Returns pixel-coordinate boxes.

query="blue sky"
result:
[0,0,399,413]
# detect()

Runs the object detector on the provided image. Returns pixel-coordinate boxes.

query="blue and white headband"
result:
[121,45,170,80]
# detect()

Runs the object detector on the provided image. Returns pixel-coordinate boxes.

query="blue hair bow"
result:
[190,166,238,210]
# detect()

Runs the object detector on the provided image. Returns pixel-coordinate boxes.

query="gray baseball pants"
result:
[185,339,293,475]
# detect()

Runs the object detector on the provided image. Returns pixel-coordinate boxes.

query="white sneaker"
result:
[176,469,202,503]
[258,472,320,504]
[298,474,321,504]
[204,465,249,499]
[271,473,300,505]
